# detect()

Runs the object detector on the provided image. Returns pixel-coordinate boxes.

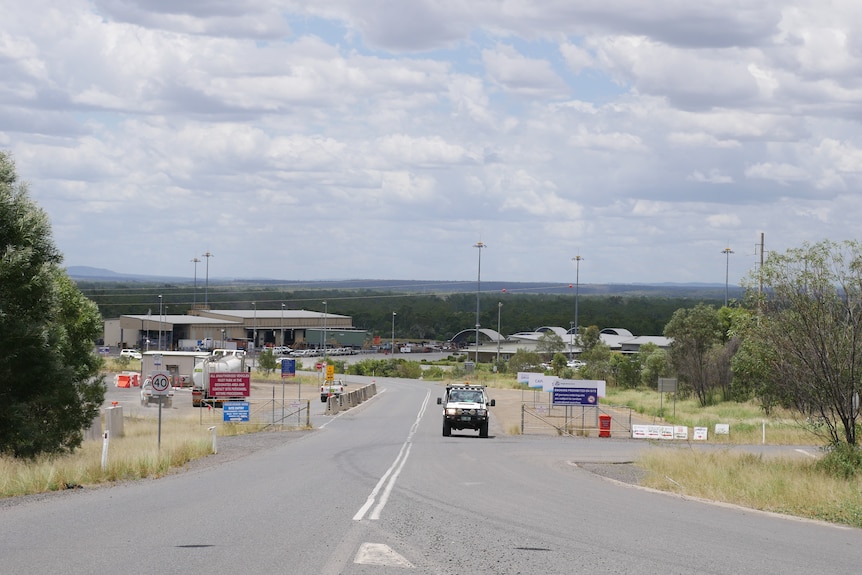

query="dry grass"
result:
[605,387,819,445]
[0,414,266,499]
[638,448,862,528]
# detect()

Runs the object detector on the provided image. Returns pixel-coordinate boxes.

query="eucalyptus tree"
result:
[742,240,861,446]
[0,151,105,458]
[663,303,723,406]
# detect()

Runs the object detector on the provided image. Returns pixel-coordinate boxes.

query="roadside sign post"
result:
[658,378,678,418]
[150,371,171,449]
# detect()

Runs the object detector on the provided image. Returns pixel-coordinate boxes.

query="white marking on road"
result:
[354,543,415,568]
[795,448,817,458]
[353,391,430,521]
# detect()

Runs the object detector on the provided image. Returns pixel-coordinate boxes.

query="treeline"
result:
[78,280,723,339]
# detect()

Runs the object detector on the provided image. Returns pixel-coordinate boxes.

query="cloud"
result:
[2,0,862,287]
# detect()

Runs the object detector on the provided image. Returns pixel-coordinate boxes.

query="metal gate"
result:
[520,403,633,437]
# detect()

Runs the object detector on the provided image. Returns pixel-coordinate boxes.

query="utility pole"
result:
[474,241,486,363]
[191,257,201,308]
[202,251,214,308]
[722,247,734,306]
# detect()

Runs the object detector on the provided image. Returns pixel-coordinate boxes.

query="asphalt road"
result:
[2,377,859,574]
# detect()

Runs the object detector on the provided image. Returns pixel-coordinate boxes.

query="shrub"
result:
[816,443,862,480]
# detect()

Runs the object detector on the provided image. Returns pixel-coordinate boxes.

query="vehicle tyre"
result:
[442,421,451,437]
[479,421,489,438]
[321,395,328,403]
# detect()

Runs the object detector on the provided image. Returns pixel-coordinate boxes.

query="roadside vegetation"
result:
[638,447,862,528]
[0,414,269,499]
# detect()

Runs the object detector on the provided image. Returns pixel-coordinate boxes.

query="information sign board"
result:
[281,358,296,378]
[223,402,250,422]
[552,387,598,405]
[209,372,251,397]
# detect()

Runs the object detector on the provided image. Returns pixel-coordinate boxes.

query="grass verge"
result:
[0,414,268,499]
[637,447,862,528]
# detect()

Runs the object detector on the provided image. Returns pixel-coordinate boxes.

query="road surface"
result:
[2,377,858,574]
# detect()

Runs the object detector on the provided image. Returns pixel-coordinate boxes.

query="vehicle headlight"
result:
[446,408,458,415]
[467,409,476,415]
[477,409,486,416]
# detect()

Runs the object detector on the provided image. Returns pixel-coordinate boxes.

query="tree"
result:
[257,348,277,374]
[0,151,105,458]
[536,331,565,359]
[664,303,723,406]
[742,240,862,446]
[639,343,671,389]
[508,348,542,373]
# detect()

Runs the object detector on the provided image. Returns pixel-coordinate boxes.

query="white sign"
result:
[150,371,171,395]
[715,423,730,435]
[153,353,163,367]
[693,427,708,440]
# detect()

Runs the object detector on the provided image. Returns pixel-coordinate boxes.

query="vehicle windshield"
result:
[450,390,482,403]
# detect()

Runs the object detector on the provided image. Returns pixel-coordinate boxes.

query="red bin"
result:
[598,414,612,438]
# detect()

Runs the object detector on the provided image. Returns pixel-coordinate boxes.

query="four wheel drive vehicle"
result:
[140,378,174,408]
[320,379,347,402]
[120,349,142,360]
[437,384,495,438]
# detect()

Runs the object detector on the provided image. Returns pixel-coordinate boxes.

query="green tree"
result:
[638,343,671,389]
[550,352,568,376]
[507,348,542,373]
[579,325,602,353]
[610,353,641,388]
[664,303,723,406]
[257,348,277,374]
[536,331,565,359]
[579,340,611,381]
[742,240,862,446]
[0,150,105,458]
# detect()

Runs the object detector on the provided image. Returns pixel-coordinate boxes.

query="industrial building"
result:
[104,308,369,352]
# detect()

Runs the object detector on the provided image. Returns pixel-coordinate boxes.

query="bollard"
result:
[101,430,110,471]
[208,426,217,454]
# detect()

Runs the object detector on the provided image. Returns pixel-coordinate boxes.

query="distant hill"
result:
[67,266,742,300]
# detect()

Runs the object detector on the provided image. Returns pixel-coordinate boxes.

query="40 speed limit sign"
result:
[150,371,171,395]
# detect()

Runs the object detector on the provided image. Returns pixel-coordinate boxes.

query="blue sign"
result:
[281,358,296,378]
[552,387,598,406]
[223,401,250,422]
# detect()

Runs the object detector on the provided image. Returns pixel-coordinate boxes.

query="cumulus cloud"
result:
[2,0,862,285]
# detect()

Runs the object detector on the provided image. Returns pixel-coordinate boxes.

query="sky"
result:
[2,1,861,287]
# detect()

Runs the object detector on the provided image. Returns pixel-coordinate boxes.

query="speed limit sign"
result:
[150,371,171,395]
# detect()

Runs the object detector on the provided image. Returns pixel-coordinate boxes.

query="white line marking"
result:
[354,543,415,568]
[353,391,430,521]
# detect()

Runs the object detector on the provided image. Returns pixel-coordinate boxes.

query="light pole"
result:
[252,301,257,351]
[158,295,163,351]
[322,301,328,360]
[722,247,734,307]
[572,254,583,354]
[202,251,213,308]
[474,241,486,363]
[391,311,396,354]
[191,257,201,308]
[280,303,285,348]
[496,301,502,365]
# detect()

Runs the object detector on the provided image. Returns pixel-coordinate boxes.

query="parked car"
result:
[120,349,142,360]
[140,377,173,407]
[567,359,586,369]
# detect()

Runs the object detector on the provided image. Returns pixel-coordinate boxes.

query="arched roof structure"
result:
[450,328,504,344]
